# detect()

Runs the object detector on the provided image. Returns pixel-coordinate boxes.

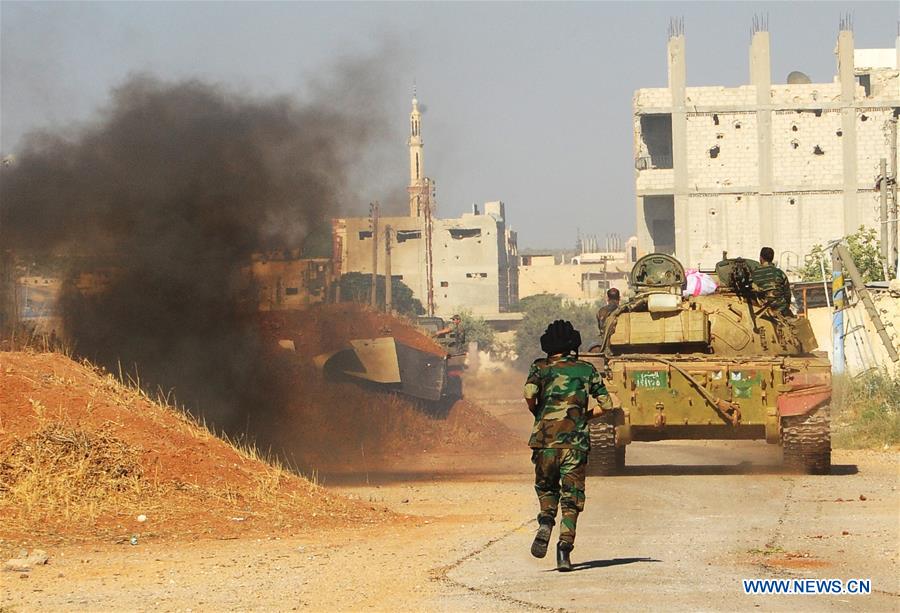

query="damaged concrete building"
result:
[634,20,900,269]
[334,95,518,316]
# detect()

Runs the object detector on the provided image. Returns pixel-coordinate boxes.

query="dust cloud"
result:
[1,68,388,432]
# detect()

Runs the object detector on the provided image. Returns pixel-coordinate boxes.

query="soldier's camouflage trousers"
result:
[531,448,587,546]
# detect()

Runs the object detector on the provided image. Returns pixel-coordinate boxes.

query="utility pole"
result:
[423,189,435,316]
[369,201,379,307]
[831,249,845,374]
[879,158,890,280]
[833,243,899,363]
[890,119,898,278]
[384,225,392,314]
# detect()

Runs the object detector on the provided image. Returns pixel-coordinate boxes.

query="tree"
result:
[337,272,424,317]
[514,294,601,366]
[799,226,889,283]
[456,311,495,353]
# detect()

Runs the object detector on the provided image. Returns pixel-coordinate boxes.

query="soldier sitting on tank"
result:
[752,247,793,317]
[596,287,620,334]
[525,320,614,571]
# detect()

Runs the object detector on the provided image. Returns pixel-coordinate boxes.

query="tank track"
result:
[587,422,620,476]
[781,406,831,475]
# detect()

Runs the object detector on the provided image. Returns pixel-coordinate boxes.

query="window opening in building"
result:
[358,231,373,239]
[791,140,799,149]
[285,287,299,296]
[860,114,868,122]
[396,230,421,242]
[440,281,449,287]
[813,109,822,117]
[639,114,673,169]
[712,114,719,125]
[836,130,843,137]
[733,120,742,129]
[813,145,825,155]
[708,145,720,159]
[448,228,482,239]
[643,195,675,256]
[857,74,872,97]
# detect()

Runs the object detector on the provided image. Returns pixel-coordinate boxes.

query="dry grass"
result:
[833,369,900,450]
[0,350,372,542]
[0,422,144,520]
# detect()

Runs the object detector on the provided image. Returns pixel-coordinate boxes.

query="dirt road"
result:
[3,440,897,612]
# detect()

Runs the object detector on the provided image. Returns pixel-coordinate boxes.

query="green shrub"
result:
[799,226,891,282]
[514,295,601,366]
[456,311,495,353]
[337,272,424,317]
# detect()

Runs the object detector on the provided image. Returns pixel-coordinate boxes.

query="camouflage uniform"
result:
[751,262,792,315]
[525,355,611,546]
[596,303,617,333]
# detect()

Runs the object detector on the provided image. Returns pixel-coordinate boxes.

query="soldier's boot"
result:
[556,542,573,572]
[530,520,554,558]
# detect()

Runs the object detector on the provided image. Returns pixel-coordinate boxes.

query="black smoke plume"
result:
[1,73,383,430]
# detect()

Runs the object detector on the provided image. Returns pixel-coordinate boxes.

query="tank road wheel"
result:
[587,421,618,476]
[781,406,831,475]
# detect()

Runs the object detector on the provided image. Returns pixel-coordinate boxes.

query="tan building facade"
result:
[335,202,517,315]
[634,23,900,270]
[518,251,632,304]
[334,95,518,316]
[247,252,333,310]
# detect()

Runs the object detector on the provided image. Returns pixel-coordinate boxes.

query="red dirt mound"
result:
[0,351,389,549]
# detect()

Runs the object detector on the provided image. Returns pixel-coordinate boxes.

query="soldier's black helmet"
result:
[540,319,582,355]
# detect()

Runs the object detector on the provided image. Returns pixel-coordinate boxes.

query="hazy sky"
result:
[2,1,898,249]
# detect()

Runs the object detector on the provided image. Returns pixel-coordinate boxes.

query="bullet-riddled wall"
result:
[634,27,900,270]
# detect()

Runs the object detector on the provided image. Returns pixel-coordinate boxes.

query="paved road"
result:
[447,441,899,612]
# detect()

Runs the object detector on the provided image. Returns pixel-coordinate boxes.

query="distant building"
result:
[634,21,900,269]
[334,95,518,316]
[247,250,334,310]
[517,241,636,303]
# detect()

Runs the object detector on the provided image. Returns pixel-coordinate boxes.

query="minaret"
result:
[407,90,430,217]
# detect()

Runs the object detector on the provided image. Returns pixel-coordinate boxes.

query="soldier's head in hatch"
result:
[606,287,620,307]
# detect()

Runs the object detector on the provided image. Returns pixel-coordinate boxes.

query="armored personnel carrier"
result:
[584,254,831,475]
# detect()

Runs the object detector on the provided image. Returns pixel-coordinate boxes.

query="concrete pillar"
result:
[668,34,690,263]
[635,195,649,257]
[751,30,774,248]
[837,29,859,234]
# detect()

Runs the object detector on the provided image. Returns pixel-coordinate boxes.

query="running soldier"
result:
[525,320,613,571]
